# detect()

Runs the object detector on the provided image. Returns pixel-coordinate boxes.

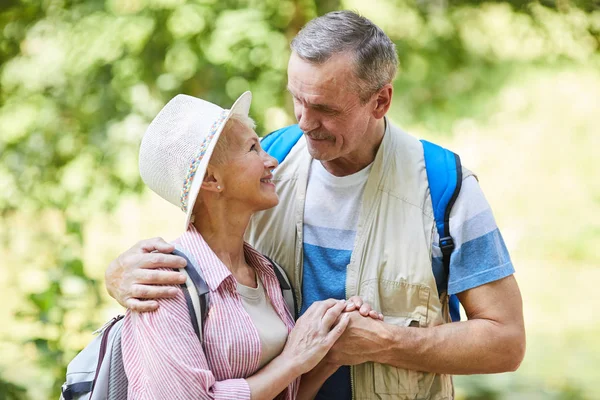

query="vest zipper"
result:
[295,202,304,316]
[294,155,311,315]
[350,356,356,399]
[346,266,355,400]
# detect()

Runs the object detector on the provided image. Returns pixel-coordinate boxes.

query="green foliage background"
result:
[0,0,598,399]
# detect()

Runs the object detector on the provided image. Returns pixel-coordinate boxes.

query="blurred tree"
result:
[0,378,28,400]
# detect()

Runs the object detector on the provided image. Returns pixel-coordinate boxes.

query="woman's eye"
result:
[250,144,258,152]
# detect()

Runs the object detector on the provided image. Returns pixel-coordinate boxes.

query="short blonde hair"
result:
[210,113,256,165]
[191,113,256,217]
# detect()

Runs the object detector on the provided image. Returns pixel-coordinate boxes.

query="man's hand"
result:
[326,311,388,366]
[105,237,188,312]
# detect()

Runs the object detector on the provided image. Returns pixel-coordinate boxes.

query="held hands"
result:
[105,238,187,312]
[318,296,385,366]
[326,310,390,366]
[281,299,350,375]
[281,297,384,376]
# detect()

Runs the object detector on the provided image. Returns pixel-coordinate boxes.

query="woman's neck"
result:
[192,201,253,278]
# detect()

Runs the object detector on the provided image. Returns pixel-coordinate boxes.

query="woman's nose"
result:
[264,153,278,169]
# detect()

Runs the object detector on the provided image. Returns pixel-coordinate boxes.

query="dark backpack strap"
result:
[62,381,94,400]
[421,140,462,322]
[172,249,210,343]
[107,323,128,400]
[89,315,123,397]
[263,255,297,319]
[261,124,304,164]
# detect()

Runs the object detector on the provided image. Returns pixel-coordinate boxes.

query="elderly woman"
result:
[122,92,378,400]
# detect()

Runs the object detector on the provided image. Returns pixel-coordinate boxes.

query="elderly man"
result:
[106,10,525,400]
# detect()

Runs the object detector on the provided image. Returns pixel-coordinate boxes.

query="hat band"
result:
[180,109,229,213]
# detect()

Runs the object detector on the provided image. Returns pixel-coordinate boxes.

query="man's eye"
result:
[320,108,337,115]
[250,144,258,152]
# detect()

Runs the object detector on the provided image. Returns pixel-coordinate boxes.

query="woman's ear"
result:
[201,165,223,193]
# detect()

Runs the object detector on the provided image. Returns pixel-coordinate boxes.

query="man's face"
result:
[287,52,376,163]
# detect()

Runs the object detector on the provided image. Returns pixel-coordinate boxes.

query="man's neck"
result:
[320,118,386,177]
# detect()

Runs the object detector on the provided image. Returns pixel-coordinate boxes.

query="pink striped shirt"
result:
[122,226,298,399]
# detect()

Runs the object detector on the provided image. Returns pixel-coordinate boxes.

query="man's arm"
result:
[105,238,187,311]
[326,274,525,374]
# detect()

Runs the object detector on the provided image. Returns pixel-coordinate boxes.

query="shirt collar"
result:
[177,225,275,292]
[177,225,233,291]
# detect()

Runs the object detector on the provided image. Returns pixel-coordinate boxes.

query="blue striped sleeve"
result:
[433,175,515,295]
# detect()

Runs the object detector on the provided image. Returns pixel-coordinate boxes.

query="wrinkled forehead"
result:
[287,52,359,96]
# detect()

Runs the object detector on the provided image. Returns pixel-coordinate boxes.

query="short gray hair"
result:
[290,10,398,102]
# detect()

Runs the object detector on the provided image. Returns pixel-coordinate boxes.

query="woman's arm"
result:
[244,299,350,400]
[293,296,383,400]
[295,360,340,400]
[123,282,350,400]
[122,284,251,399]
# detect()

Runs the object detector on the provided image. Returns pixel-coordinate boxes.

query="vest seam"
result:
[378,185,435,220]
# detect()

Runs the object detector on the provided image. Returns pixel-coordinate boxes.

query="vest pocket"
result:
[369,280,431,397]
[373,316,420,396]
[376,279,430,325]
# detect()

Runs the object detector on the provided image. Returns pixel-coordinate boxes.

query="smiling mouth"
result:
[260,178,273,184]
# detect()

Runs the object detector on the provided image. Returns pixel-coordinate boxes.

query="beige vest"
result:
[246,120,461,399]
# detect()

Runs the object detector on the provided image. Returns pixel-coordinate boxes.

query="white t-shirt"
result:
[300,159,372,314]
[236,276,288,369]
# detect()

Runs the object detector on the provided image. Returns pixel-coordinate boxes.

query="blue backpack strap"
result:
[261,124,303,164]
[420,140,462,322]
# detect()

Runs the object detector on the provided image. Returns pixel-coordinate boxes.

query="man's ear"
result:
[371,83,393,119]
[201,165,223,193]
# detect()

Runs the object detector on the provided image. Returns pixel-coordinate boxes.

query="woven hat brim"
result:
[183,91,252,230]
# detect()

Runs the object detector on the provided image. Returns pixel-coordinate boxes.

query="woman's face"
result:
[214,120,279,212]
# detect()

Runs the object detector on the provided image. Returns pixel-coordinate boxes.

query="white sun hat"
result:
[139,91,252,230]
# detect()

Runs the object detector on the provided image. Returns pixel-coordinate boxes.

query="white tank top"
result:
[236,276,289,369]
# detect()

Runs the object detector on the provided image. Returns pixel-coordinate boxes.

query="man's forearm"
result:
[375,318,525,374]
[328,277,526,374]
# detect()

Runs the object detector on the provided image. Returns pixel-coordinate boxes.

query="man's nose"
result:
[297,106,319,132]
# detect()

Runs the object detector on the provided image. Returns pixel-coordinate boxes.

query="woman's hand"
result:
[280,299,350,375]
[345,296,384,321]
